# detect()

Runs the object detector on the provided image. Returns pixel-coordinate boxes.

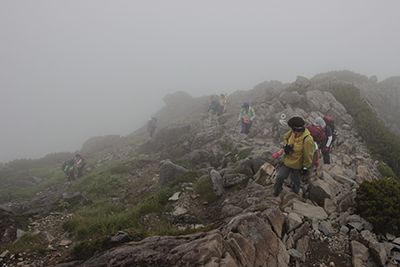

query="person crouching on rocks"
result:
[271,116,315,196]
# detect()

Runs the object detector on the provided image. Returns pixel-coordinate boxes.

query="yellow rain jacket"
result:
[282,129,315,169]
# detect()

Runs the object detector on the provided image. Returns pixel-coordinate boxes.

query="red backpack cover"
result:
[306,124,327,143]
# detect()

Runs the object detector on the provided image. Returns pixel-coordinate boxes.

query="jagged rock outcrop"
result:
[157,160,188,187]
[0,163,14,189]
[79,134,123,155]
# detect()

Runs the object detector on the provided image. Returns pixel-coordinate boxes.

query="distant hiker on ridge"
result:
[147,117,157,138]
[74,154,86,178]
[208,94,221,126]
[64,160,75,181]
[237,102,255,135]
[218,93,228,115]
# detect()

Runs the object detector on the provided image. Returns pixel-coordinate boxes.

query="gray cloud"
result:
[1,1,399,162]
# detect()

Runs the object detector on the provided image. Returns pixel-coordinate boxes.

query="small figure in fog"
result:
[147,117,157,138]
[64,160,75,181]
[237,102,255,135]
[74,154,86,178]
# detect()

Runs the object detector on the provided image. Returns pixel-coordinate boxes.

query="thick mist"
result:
[1,1,399,163]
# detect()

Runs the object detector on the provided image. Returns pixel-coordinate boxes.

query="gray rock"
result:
[318,221,336,236]
[158,161,188,187]
[351,240,370,267]
[292,200,328,220]
[223,173,248,188]
[285,212,303,233]
[369,241,387,267]
[309,179,332,207]
[209,170,224,196]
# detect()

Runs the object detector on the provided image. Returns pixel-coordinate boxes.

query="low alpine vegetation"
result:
[354,178,400,235]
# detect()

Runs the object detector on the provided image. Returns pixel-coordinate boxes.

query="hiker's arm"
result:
[326,135,333,147]
[250,109,256,121]
[315,143,320,165]
[282,131,292,147]
[302,138,315,168]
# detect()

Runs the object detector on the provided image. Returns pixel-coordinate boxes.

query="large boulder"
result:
[146,123,191,152]
[163,91,193,107]
[224,213,290,266]
[158,161,188,187]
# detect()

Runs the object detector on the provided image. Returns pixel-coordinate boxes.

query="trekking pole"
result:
[270,157,284,180]
[234,121,239,134]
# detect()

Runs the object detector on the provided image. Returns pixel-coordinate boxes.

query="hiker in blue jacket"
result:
[208,95,221,126]
[147,117,157,138]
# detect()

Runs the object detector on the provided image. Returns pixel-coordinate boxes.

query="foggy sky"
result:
[1,1,400,163]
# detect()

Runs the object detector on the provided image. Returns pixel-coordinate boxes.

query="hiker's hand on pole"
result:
[315,161,320,167]
[272,152,281,159]
[324,147,329,152]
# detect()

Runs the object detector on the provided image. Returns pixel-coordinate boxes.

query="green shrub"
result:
[72,236,114,260]
[58,199,71,210]
[109,163,131,174]
[378,163,398,180]
[354,178,400,234]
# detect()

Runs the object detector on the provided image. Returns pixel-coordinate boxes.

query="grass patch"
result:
[195,177,217,202]
[62,201,136,239]
[10,214,31,231]
[169,146,189,158]
[63,171,201,239]
[0,173,65,204]
[1,232,47,254]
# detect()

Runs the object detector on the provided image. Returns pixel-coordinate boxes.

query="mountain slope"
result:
[1,74,399,266]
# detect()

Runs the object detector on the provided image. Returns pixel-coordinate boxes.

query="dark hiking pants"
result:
[241,120,252,134]
[321,146,331,164]
[273,164,302,196]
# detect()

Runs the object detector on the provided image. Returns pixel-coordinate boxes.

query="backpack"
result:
[323,116,338,142]
[306,124,326,143]
[61,160,68,172]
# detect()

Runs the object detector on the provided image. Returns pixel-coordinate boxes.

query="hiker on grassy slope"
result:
[64,160,75,181]
[271,116,315,196]
[237,102,255,135]
[74,154,86,178]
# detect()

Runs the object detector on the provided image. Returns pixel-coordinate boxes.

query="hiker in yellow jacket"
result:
[271,116,315,196]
